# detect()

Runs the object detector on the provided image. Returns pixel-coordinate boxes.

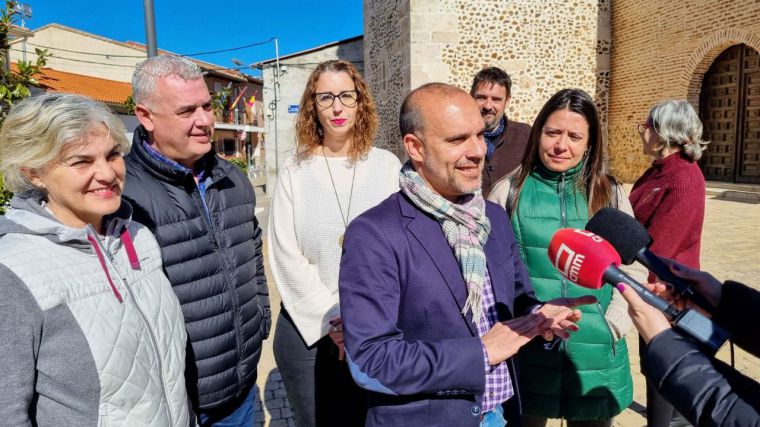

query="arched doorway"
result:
[699,44,760,183]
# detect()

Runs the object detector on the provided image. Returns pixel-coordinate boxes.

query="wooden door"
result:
[738,48,760,183]
[699,44,760,183]
[699,46,740,181]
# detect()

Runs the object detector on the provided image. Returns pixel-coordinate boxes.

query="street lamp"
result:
[13,3,31,61]
[142,0,158,57]
[3,2,32,72]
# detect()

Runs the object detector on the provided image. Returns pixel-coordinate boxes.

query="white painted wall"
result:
[10,25,146,82]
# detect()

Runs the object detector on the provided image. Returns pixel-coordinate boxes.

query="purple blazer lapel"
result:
[484,225,509,309]
[399,195,478,335]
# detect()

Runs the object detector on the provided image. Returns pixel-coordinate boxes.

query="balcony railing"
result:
[215,109,265,127]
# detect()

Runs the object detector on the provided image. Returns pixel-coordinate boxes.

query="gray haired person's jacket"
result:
[0,194,191,426]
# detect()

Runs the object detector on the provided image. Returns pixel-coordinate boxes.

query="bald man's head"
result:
[399,83,470,138]
[399,83,487,202]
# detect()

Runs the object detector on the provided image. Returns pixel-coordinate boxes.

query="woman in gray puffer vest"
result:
[0,94,192,426]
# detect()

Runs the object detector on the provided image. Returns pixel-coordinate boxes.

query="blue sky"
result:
[26,0,364,74]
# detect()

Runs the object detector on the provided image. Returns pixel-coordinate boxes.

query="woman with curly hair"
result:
[268,60,401,426]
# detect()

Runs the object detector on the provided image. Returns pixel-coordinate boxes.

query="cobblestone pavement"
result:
[253,248,296,427]
[254,192,760,426]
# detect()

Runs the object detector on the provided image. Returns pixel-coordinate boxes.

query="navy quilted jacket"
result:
[123,126,271,410]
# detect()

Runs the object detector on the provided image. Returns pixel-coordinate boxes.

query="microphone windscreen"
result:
[548,228,622,290]
[585,207,651,265]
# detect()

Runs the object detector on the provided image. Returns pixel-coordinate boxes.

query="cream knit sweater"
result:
[268,147,401,346]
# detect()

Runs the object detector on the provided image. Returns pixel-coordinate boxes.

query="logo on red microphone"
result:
[554,243,586,282]
[548,228,620,290]
[573,229,603,242]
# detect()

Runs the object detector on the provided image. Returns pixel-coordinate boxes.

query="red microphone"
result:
[548,228,679,318]
[548,228,730,351]
[548,229,620,290]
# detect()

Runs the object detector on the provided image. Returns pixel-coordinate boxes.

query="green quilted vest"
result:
[510,163,633,421]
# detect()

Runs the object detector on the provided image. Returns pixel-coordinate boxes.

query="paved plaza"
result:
[253,189,760,426]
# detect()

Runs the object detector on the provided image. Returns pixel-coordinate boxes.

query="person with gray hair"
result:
[123,54,270,427]
[631,99,709,427]
[132,54,205,107]
[638,100,708,161]
[0,93,191,426]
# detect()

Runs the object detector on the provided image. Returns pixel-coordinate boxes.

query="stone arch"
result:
[683,29,760,106]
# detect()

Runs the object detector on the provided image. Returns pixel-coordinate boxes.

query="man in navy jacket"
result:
[124,55,270,426]
[339,83,592,427]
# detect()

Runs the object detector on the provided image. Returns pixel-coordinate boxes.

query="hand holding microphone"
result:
[616,282,672,343]
[547,228,730,352]
[660,258,723,313]
[585,208,718,314]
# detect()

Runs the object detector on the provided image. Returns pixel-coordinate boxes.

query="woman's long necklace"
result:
[322,146,357,247]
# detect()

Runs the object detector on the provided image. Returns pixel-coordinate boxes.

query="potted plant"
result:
[211,87,231,122]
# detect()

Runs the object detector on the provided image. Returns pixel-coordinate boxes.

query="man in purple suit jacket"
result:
[339,83,594,427]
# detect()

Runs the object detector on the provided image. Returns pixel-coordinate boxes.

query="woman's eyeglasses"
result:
[314,90,359,108]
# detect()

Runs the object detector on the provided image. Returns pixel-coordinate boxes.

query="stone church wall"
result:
[365,0,610,161]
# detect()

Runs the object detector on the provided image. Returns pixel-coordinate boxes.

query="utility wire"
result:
[12,39,363,73]
[278,61,364,66]
[9,48,136,68]
[181,37,275,57]
[22,43,145,58]
[9,46,362,77]
[20,37,277,59]
[8,47,259,75]
[9,46,364,76]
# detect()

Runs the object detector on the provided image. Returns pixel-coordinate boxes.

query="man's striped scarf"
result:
[399,161,491,322]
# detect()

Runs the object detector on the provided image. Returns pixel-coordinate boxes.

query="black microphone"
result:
[585,207,717,314]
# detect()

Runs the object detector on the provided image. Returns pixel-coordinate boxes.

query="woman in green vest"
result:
[489,89,634,427]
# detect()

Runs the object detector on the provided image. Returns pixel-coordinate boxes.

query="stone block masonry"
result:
[365,0,609,161]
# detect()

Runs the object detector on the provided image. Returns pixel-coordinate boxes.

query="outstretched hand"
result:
[537,295,597,341]
[481,296,596,365]
[482,314,553,365]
